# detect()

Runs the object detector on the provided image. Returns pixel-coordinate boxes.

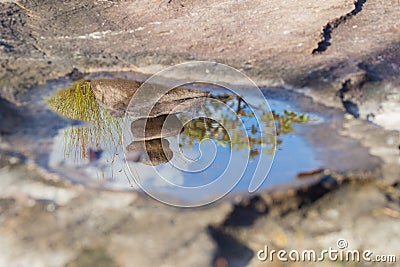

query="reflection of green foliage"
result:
[182,118,230,148]
[47,83,310,162]
[180,95,310,158]
[272,110,309,152]
[273,110,309,134]
[47,81,122,160]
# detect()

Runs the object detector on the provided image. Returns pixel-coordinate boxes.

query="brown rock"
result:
[131,114,183,141]
[91,78,142,113]
[91,78,208,118]
[126,138,173,166]
[127,96,207,120]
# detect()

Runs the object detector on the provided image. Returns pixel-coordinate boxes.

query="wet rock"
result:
[127,96,207,120]
[213,180,400,266]
[1,1,400,266]
[0,161,233,267]
[126,138,173,166]
[130,114,183,141]
[127,114,184,165]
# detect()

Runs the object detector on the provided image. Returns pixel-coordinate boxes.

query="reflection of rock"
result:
[126,139,173,166]
[90,78,208,118]
[131,114,183,141]
[128,114,181,166]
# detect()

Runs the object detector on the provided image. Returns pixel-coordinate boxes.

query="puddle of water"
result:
[46,79,323,201]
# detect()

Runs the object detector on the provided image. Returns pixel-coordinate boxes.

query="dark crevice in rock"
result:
[0,41,14,51]
[341,99,360,118]
[295,176,341,209]
[338,73,367,119]
[351,0,368,14]
[357,62,384,82]
[223,195,269,227]
[222,175,342,228]
[312,0,367,54]
[208,226,254,267]
[339,79,360,118]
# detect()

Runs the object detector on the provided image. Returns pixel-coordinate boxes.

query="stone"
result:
[130,114,183,141]
[126,138,173,166]
[91,78,208,118]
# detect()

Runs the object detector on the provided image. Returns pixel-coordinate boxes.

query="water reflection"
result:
[127,114,183,166]
[127,139,173,166]
[47,81,122,161]
[47,79,316,194]
[130,114,183,141]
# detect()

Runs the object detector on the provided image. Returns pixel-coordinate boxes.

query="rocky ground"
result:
[1,0,400,266]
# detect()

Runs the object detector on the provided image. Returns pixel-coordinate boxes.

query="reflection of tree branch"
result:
[181,94,310,158]
[237,97,242,115]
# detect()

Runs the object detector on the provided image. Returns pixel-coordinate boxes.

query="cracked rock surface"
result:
[1,0,400,266]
